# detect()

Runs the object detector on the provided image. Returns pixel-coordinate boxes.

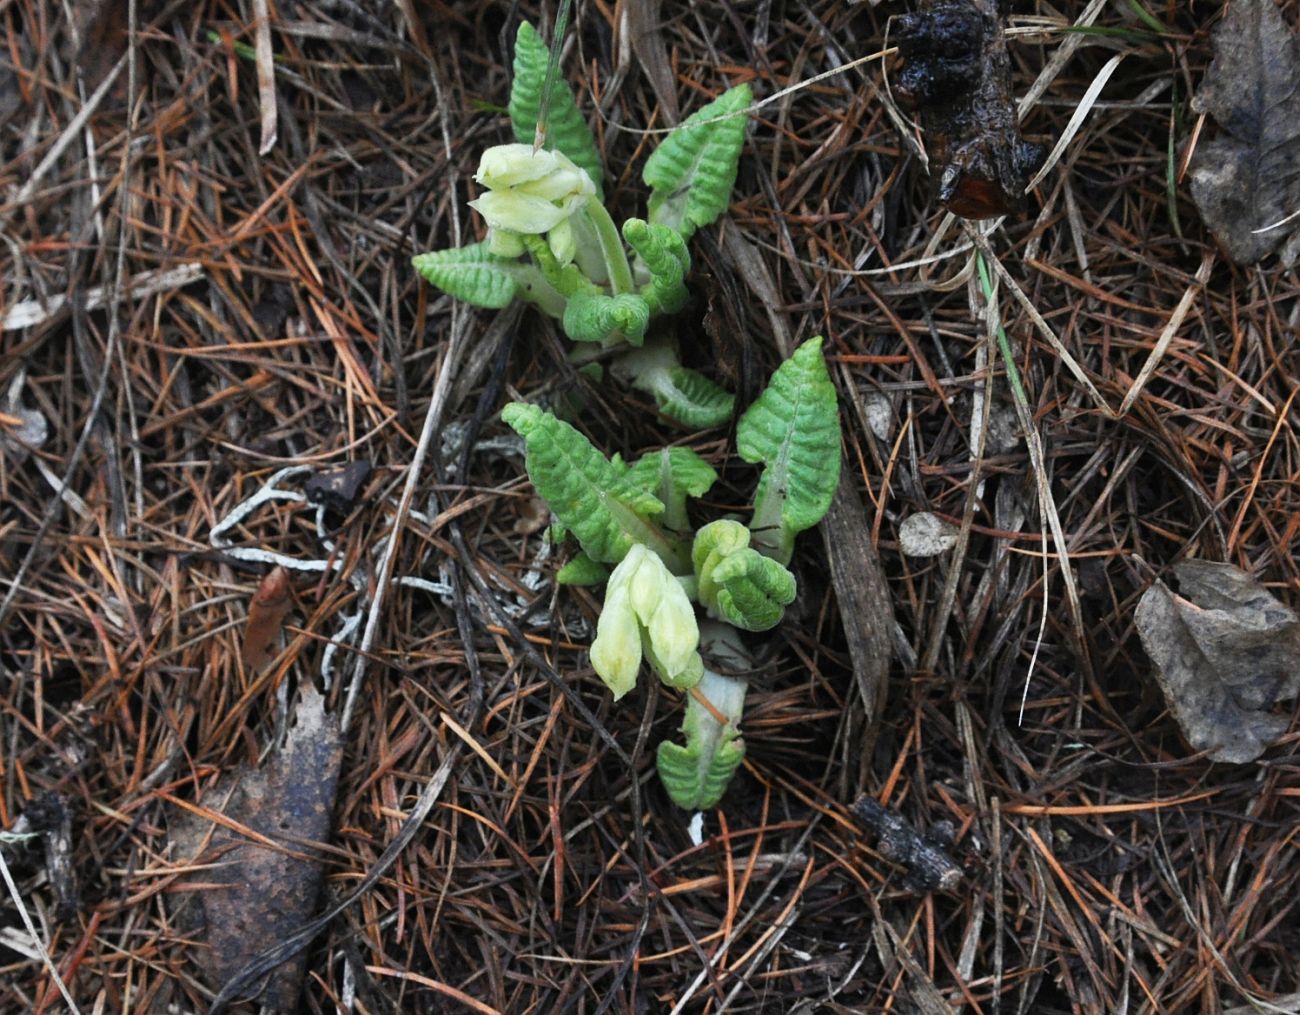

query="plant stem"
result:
[583,197,634,295]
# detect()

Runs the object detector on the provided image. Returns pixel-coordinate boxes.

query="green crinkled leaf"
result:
[413,244,540,310]
[626,448,718,533]
[502,403,686,569]
[692,520,750,590]
[624,218,690,315]
[646,366,735,428]
[556,552,610,586]
[563,291,650,345]
[692,520,794,631]
[656,671,746,810]
[644,83,751,239]
[508,22,604,199]
[708,548,796,631]
[738,336,841,564]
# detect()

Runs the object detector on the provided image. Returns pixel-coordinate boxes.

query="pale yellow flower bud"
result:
[468,143,596,241]
[589,583,641,700]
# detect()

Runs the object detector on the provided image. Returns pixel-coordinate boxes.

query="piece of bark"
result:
[895,0,1045,218]
[822,477,893,741]
[852,796,964,892]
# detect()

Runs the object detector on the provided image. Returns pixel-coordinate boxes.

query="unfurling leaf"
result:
[739,336,841,564]
[1188,0,1300,265]
[692,520,796,631]
[624,218,691,315]
[501,403,686,570]
[626,447,718,533]
[562,290,651,344]
[644,84,751,239]
[656,670,746,810]
[1134,560,1300,763]
[640,365,736,428]
[508,22,604,199]
[412,243,565,315]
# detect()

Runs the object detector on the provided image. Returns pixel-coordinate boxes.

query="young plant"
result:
[502,337,841,810]
[413,21,751,427]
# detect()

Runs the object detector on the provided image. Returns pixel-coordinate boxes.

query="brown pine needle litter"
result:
[2,2,1299,1013]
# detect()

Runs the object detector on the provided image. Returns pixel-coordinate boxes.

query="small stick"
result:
[851,796,964,893]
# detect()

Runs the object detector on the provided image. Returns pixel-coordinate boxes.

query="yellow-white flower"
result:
[468,144,595,264]
[590,544,701,698]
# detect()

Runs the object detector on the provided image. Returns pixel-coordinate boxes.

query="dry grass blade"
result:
[252,0,278,155]
[1118,252,1215,415]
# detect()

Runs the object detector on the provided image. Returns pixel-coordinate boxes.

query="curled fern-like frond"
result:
[691,520,795,631]
[624,218,690,315]
[707,547,796,632]
[562,291,651,345]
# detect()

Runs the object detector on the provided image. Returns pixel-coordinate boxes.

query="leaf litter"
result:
[1135,561,1300,763]
[171,687,342,1009]
[1189,0,1300,265]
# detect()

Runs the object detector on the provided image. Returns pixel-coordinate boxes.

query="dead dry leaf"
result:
[172,687,342,1010]
[242,566,293,670]
[1188,0,1300,266]
[1135,561,1300,763]
[252,0,278,155]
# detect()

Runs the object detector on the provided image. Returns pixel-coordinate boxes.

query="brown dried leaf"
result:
[242,566,293,670]
[172,688,343,1009]
[1135,561,1300,763]
[1188,0,1300,266]
[76,0,164,93]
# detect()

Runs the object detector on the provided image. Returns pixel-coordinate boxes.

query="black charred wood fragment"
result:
[894,0,1046,218]
[851,795,965,893]
[304,460,374,514]
[11,793,80,921]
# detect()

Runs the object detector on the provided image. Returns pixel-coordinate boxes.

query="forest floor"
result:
[2,1,1299,1012]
